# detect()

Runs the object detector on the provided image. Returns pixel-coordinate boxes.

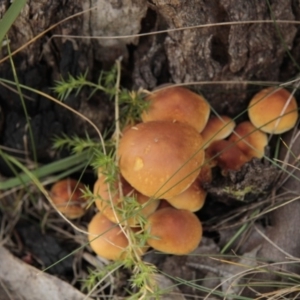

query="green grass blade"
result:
[0,0,27,46]
[0,150,91,190]
[7,42,38,165]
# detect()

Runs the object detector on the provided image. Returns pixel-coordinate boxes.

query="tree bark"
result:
[1,0,299,116]
[134,0,298,115]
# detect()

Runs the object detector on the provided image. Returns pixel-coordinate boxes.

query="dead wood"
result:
[0,245,90,300]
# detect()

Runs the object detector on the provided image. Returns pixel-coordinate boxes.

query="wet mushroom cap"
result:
[166,177,206,212]
[93,175,160,226]
[93,175,121,213]
[248,87,298,134]
[141,86,210,132]
[206,140,250,172]
[146,207,203,255]
[228,121,268,159]
[157,199,173,210]
[197,162,212,185]
[50,178,87,219]
[118,121,205,199]
[201,115,236,149]
[88,212,129,261]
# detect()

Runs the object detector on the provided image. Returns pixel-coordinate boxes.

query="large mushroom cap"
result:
[248,87,298,134]
[141,86,210,132]
[146,207,203,255]
[118,121,205,199]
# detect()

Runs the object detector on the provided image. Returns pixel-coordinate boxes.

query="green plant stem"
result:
[220,209,259,254]
[6,43,38,165]
[0,150,90,190]
[0,0,27,46]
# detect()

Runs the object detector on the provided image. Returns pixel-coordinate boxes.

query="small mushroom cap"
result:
[93,175,121,213]
[248,87,298,134]
[146,207,202,255]
[157,199,173,210]
[206,140,249,172]
[141,86,210,132]
[228,121,268,159]
[197,162,212,185]
[50,178,88,219]
[118,121,205,199]
[166,177,206,212]
[201,115,236,148]
[88,212,129,260]
[93,175,160,226]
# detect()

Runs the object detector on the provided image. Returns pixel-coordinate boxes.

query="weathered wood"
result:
[0,245,90,300]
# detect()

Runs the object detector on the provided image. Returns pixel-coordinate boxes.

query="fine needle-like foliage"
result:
[52,59,160,299]
[0,0,27,46]
[53,66,149,127]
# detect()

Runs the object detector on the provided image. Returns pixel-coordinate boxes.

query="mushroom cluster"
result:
[50,85,299,262]
[206,87,298,173]
[88,86,213,260]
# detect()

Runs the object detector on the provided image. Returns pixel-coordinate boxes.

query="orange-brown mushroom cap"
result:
[201,115,236,148]
[93,175,160,226]
[141,86,210,132]
[88,212,129,261]
[248,87,298,134]
[146,207,202,255]
[166,177,206,212]
[228,121,268,159]
[197,162,213,185]
[206,140,250,172]
[50,178,88,219]
[118,121,205,199]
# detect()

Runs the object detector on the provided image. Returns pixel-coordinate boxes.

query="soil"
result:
[1,1,300,299]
